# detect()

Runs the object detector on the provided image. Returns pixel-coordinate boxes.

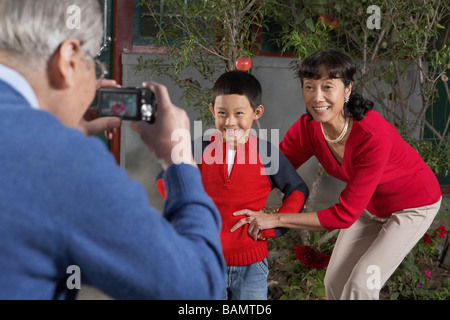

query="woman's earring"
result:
[344,96,350,104]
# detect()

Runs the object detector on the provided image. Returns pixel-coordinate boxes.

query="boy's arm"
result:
[260,141,309,239]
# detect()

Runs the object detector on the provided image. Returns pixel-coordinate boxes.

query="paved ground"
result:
[76,285,112,300]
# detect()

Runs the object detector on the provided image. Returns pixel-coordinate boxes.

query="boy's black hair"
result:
[211,70,262,110]
[298,48,373,120]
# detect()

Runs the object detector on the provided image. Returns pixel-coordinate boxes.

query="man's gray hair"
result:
[0,0,103,69]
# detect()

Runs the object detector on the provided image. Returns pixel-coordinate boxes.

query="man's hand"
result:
[78,79,122,138]
[130,81,196,170]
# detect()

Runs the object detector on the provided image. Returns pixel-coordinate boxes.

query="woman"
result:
[231,48,442,300]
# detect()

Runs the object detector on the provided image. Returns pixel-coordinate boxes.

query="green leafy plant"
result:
[401,132,450,177]
[134,0,267,125]
[382,224,449,300]
[275,230,336,300]
[280,255,327,300]
[271,0,450,174]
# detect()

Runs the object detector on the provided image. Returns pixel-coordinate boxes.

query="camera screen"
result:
[99,92,138,118]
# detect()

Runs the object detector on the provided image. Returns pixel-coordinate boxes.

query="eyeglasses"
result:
[95,58,108,79]
[95,37,112,80]
[97,37,112,57]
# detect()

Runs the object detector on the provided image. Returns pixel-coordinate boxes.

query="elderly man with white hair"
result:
[0,0,225,300]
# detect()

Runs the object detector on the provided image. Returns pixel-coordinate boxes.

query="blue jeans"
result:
[221,258,269,300]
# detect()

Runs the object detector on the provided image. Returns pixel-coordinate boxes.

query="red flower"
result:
[435,225,448,239]
[294,245,330,270]
[329,17,339,29]
[424,270,432,281]
[423,233,432,245]
[318,14,331,25]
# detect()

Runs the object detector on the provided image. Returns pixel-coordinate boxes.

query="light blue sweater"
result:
[0,78,225,299]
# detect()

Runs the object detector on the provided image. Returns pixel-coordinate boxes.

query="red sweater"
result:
[280,110,442,231]
[157,132,308,266]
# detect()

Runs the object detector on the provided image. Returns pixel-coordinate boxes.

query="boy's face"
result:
[209,94,263,149]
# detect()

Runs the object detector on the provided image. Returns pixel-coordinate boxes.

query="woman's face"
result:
[302,76,352,125]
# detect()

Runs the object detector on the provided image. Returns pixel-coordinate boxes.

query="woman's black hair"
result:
[298,48,373,121]
[211,70,262,110]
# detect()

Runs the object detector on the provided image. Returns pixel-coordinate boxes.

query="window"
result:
[133,0,188,46]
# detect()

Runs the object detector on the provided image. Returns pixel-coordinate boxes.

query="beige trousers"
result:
[324,197,442,300]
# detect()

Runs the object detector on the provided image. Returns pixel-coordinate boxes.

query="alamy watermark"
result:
[66,265,81,290]
[367,5,381,30]
[65,4,382,33]
[65,263,382,291]
[172,121,281,175]
[66,5,81,30]
[366,265,382,290]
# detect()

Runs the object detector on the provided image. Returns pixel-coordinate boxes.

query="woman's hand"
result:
[230,209,279,241]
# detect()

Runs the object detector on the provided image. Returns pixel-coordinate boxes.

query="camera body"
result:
[97,87,156,123]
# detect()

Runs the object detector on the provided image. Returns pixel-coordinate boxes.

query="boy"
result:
[157,70,309,299]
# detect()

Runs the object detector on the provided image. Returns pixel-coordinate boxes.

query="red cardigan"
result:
[280,110,442,231]
[157,132,308,266]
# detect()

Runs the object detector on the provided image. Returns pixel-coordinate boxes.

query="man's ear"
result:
[253,105,264,120]
[47,38,82,89]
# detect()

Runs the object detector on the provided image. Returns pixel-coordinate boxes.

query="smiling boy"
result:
[209,88,264,150]
[157,70,309,300]
[203,71,309,300]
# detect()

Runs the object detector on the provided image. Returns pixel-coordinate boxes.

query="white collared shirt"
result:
[0,64,40,109]
[227,149,236,177]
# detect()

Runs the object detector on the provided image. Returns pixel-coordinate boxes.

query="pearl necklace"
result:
[321,117,350,144]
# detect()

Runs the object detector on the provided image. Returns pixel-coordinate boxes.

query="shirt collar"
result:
[0,64,40,110]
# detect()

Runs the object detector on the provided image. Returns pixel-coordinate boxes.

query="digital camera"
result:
[97,87,156,123]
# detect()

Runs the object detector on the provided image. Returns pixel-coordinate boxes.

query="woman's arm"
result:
[231,210,324,241]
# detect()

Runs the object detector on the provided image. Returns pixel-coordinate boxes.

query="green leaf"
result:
[305,18,315,32]
[390,292,400,300]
